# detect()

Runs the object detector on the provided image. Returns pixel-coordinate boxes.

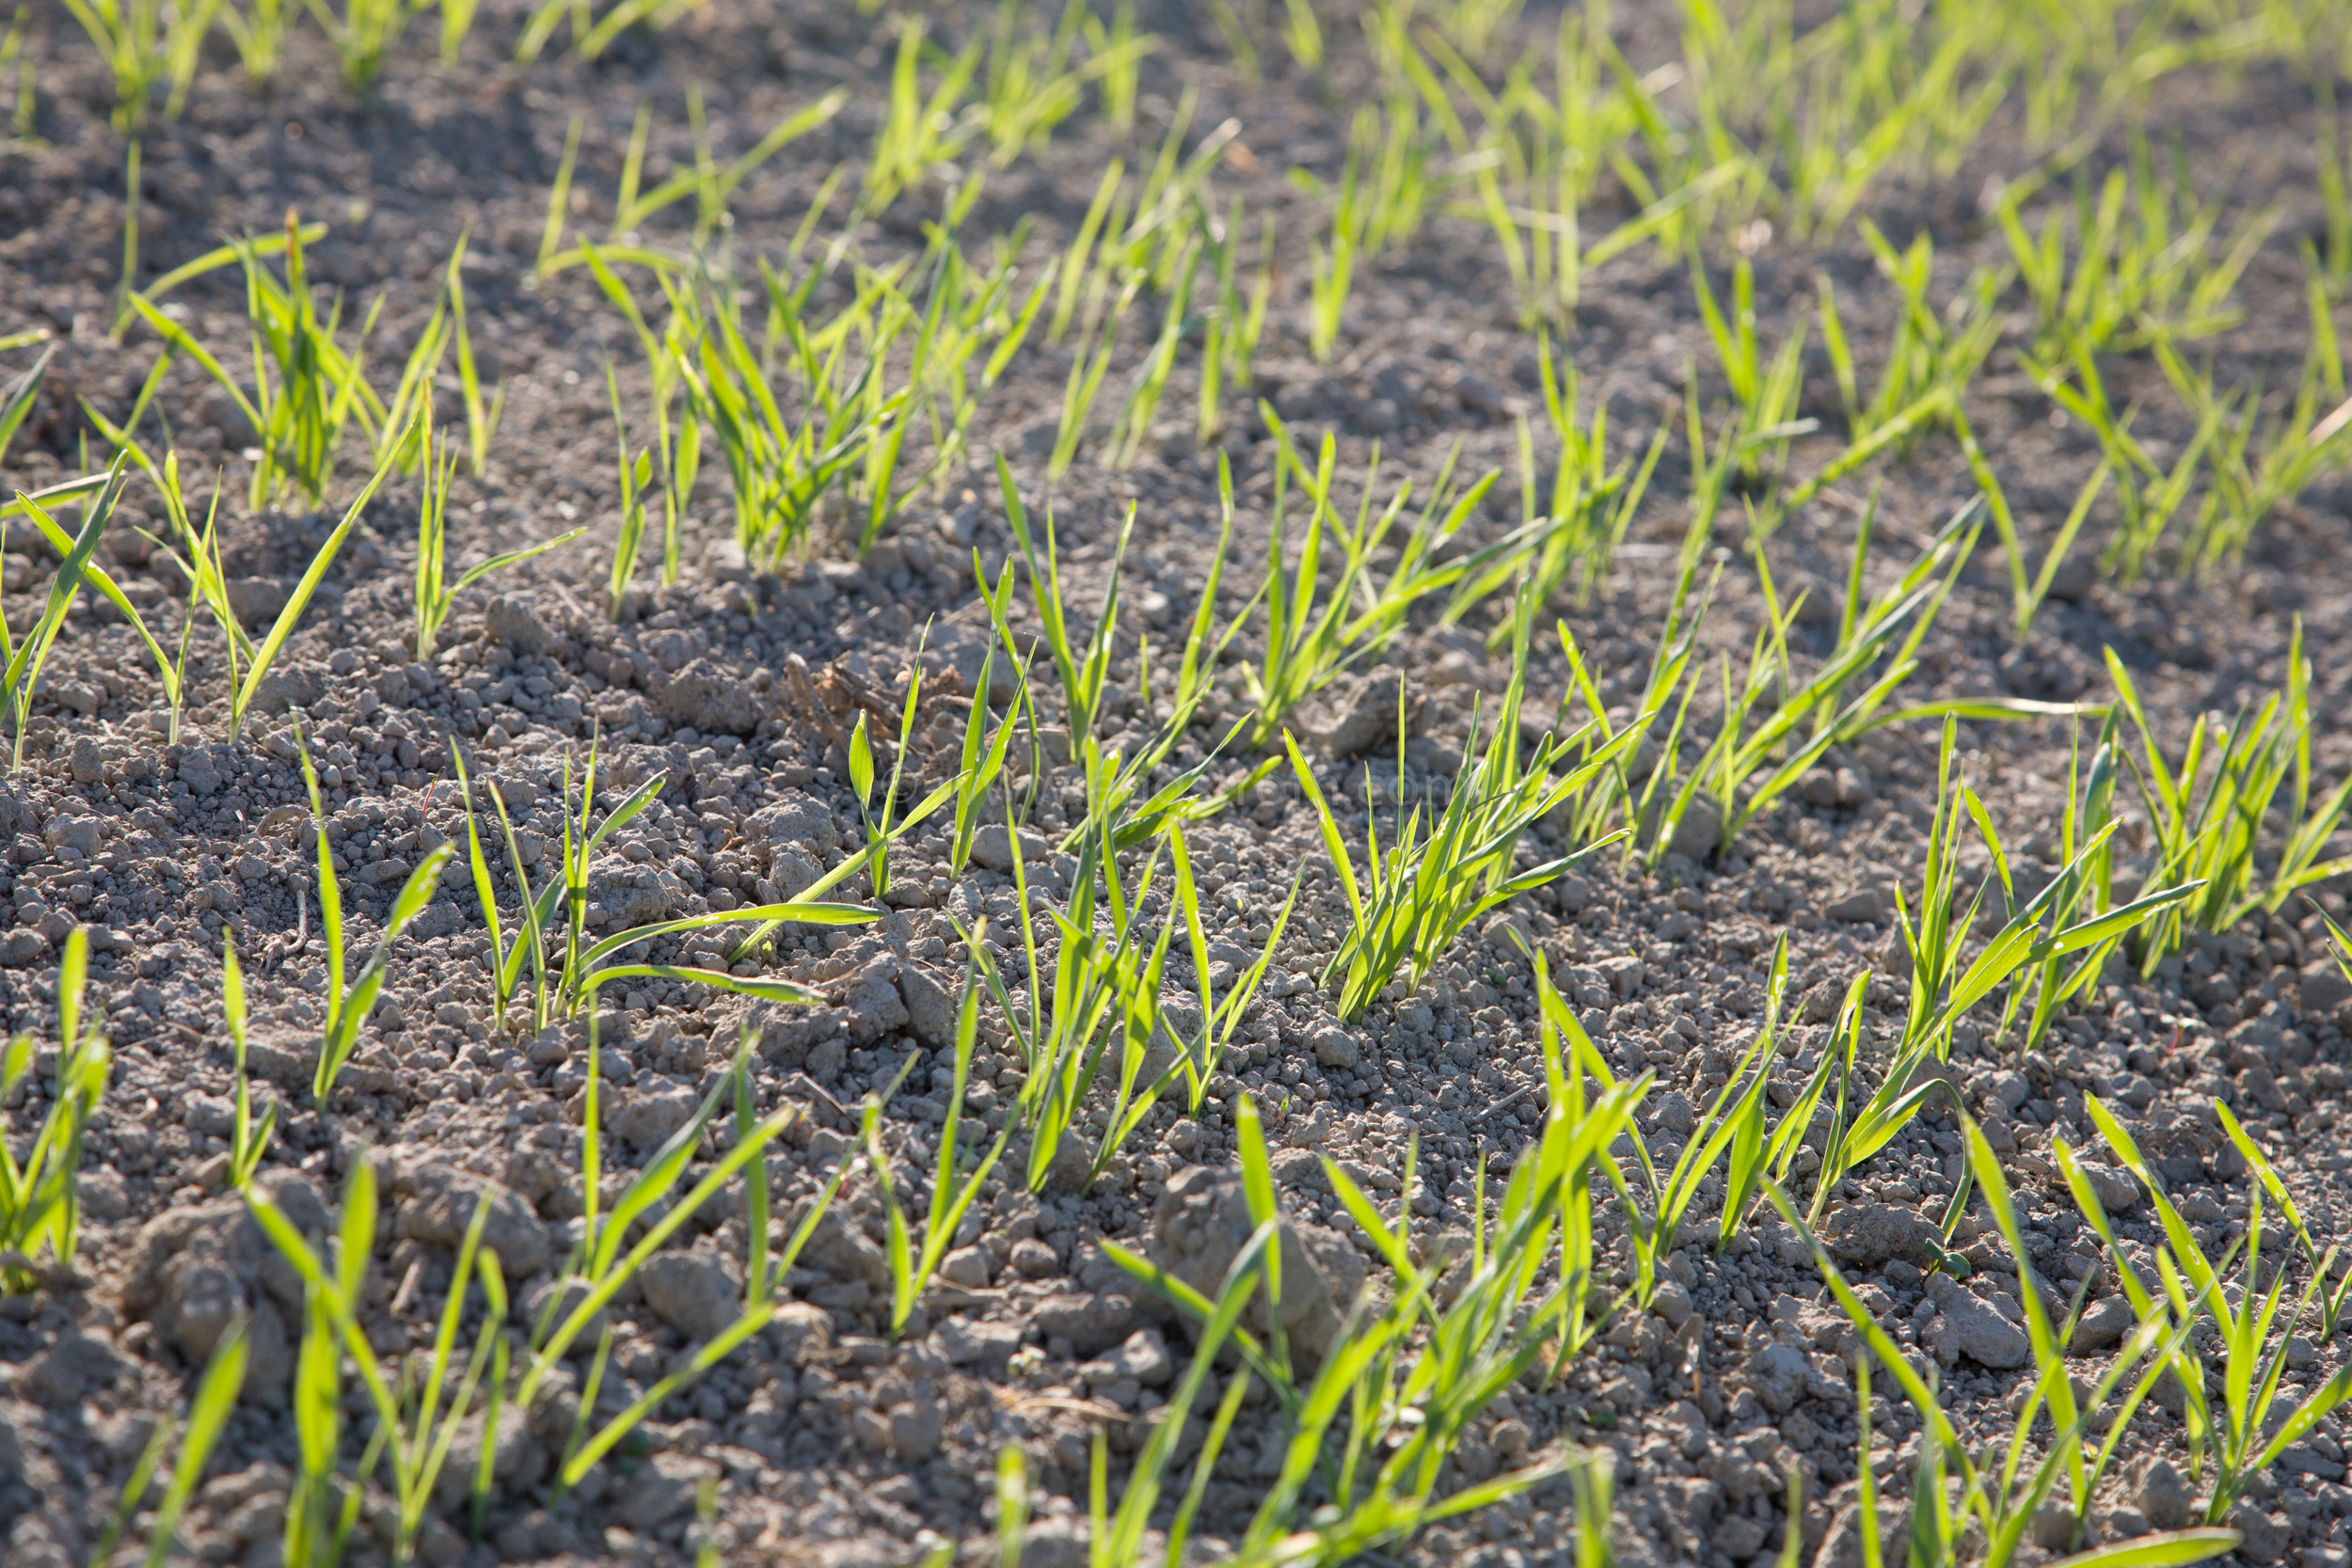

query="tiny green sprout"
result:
[866,946,1011,1336]
[3,456,127,769]
[220,931,277,1189]
[294,714,456,1104]
[0,925,111,1293]
[405,394,582,663]
[90,1311,248,1568]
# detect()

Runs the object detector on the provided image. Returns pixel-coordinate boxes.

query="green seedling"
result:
[842,229,1056,552]
[1485,331,1666,623]
[1647,499,2076,866]
[229,449,396,743]
[516,0,705,63]
[433,0,474,67]
[865,951,1011,1334]
[2022,343,2212,589]
[1016,1217,1281,1568]
[535,113,585,277]
[1987,717,2137,1053]
[1772,1177,2240,1568]
[583,252,704,593]
[1241,419,1523,748]
[1197,199,1275,439]
[1809,721,2200,1218]
[3,457,126,768]
[219,932,276,1188]
[308,0,414,92]
[2073,1095,2352,1524]
[862,18,984,217]
[406,399,581,662]
[532,1051,849,1490]
[2213,1099,2352,1338]
[57,0,207,135]
[2104,627,2352,959]
[91,1312,249,1568]
[252,1157,507,1566]
[1997,146,2275,361]
[1117,1067,1645,1562]
[1543,951,1733,1313]
[63,448,238,748]
[605,382,657,619]
[536,89,847,264]
[1168,822,1295,1114]
[0,927,112,1293]
[116,217,327,341]
[377,232,504,480]
[2157,263,2352,576]
[1287,627,1639,1021]
[946,608,1027,877]
[295,718,456,1103]
[984,466,1260,852]
[977,0,1154,165]
[673,268,903,569]
[846,638,927,902]
[1049,269,1138,479]
[1691,251,1814,488]
[130,214,382,511]
[5,451,215,752]
[0,341,45,464]
[0,8,29,147]
[448,744,531,1037]
[995,456,1123,749]
[1543,520,1719,863]
[1820,221,2000,452]
[34,436,210,745]
[463,742,863,1031]
[262,1047,828,1559]
[1107,241,1198,467]
[961,821,1185,1193]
